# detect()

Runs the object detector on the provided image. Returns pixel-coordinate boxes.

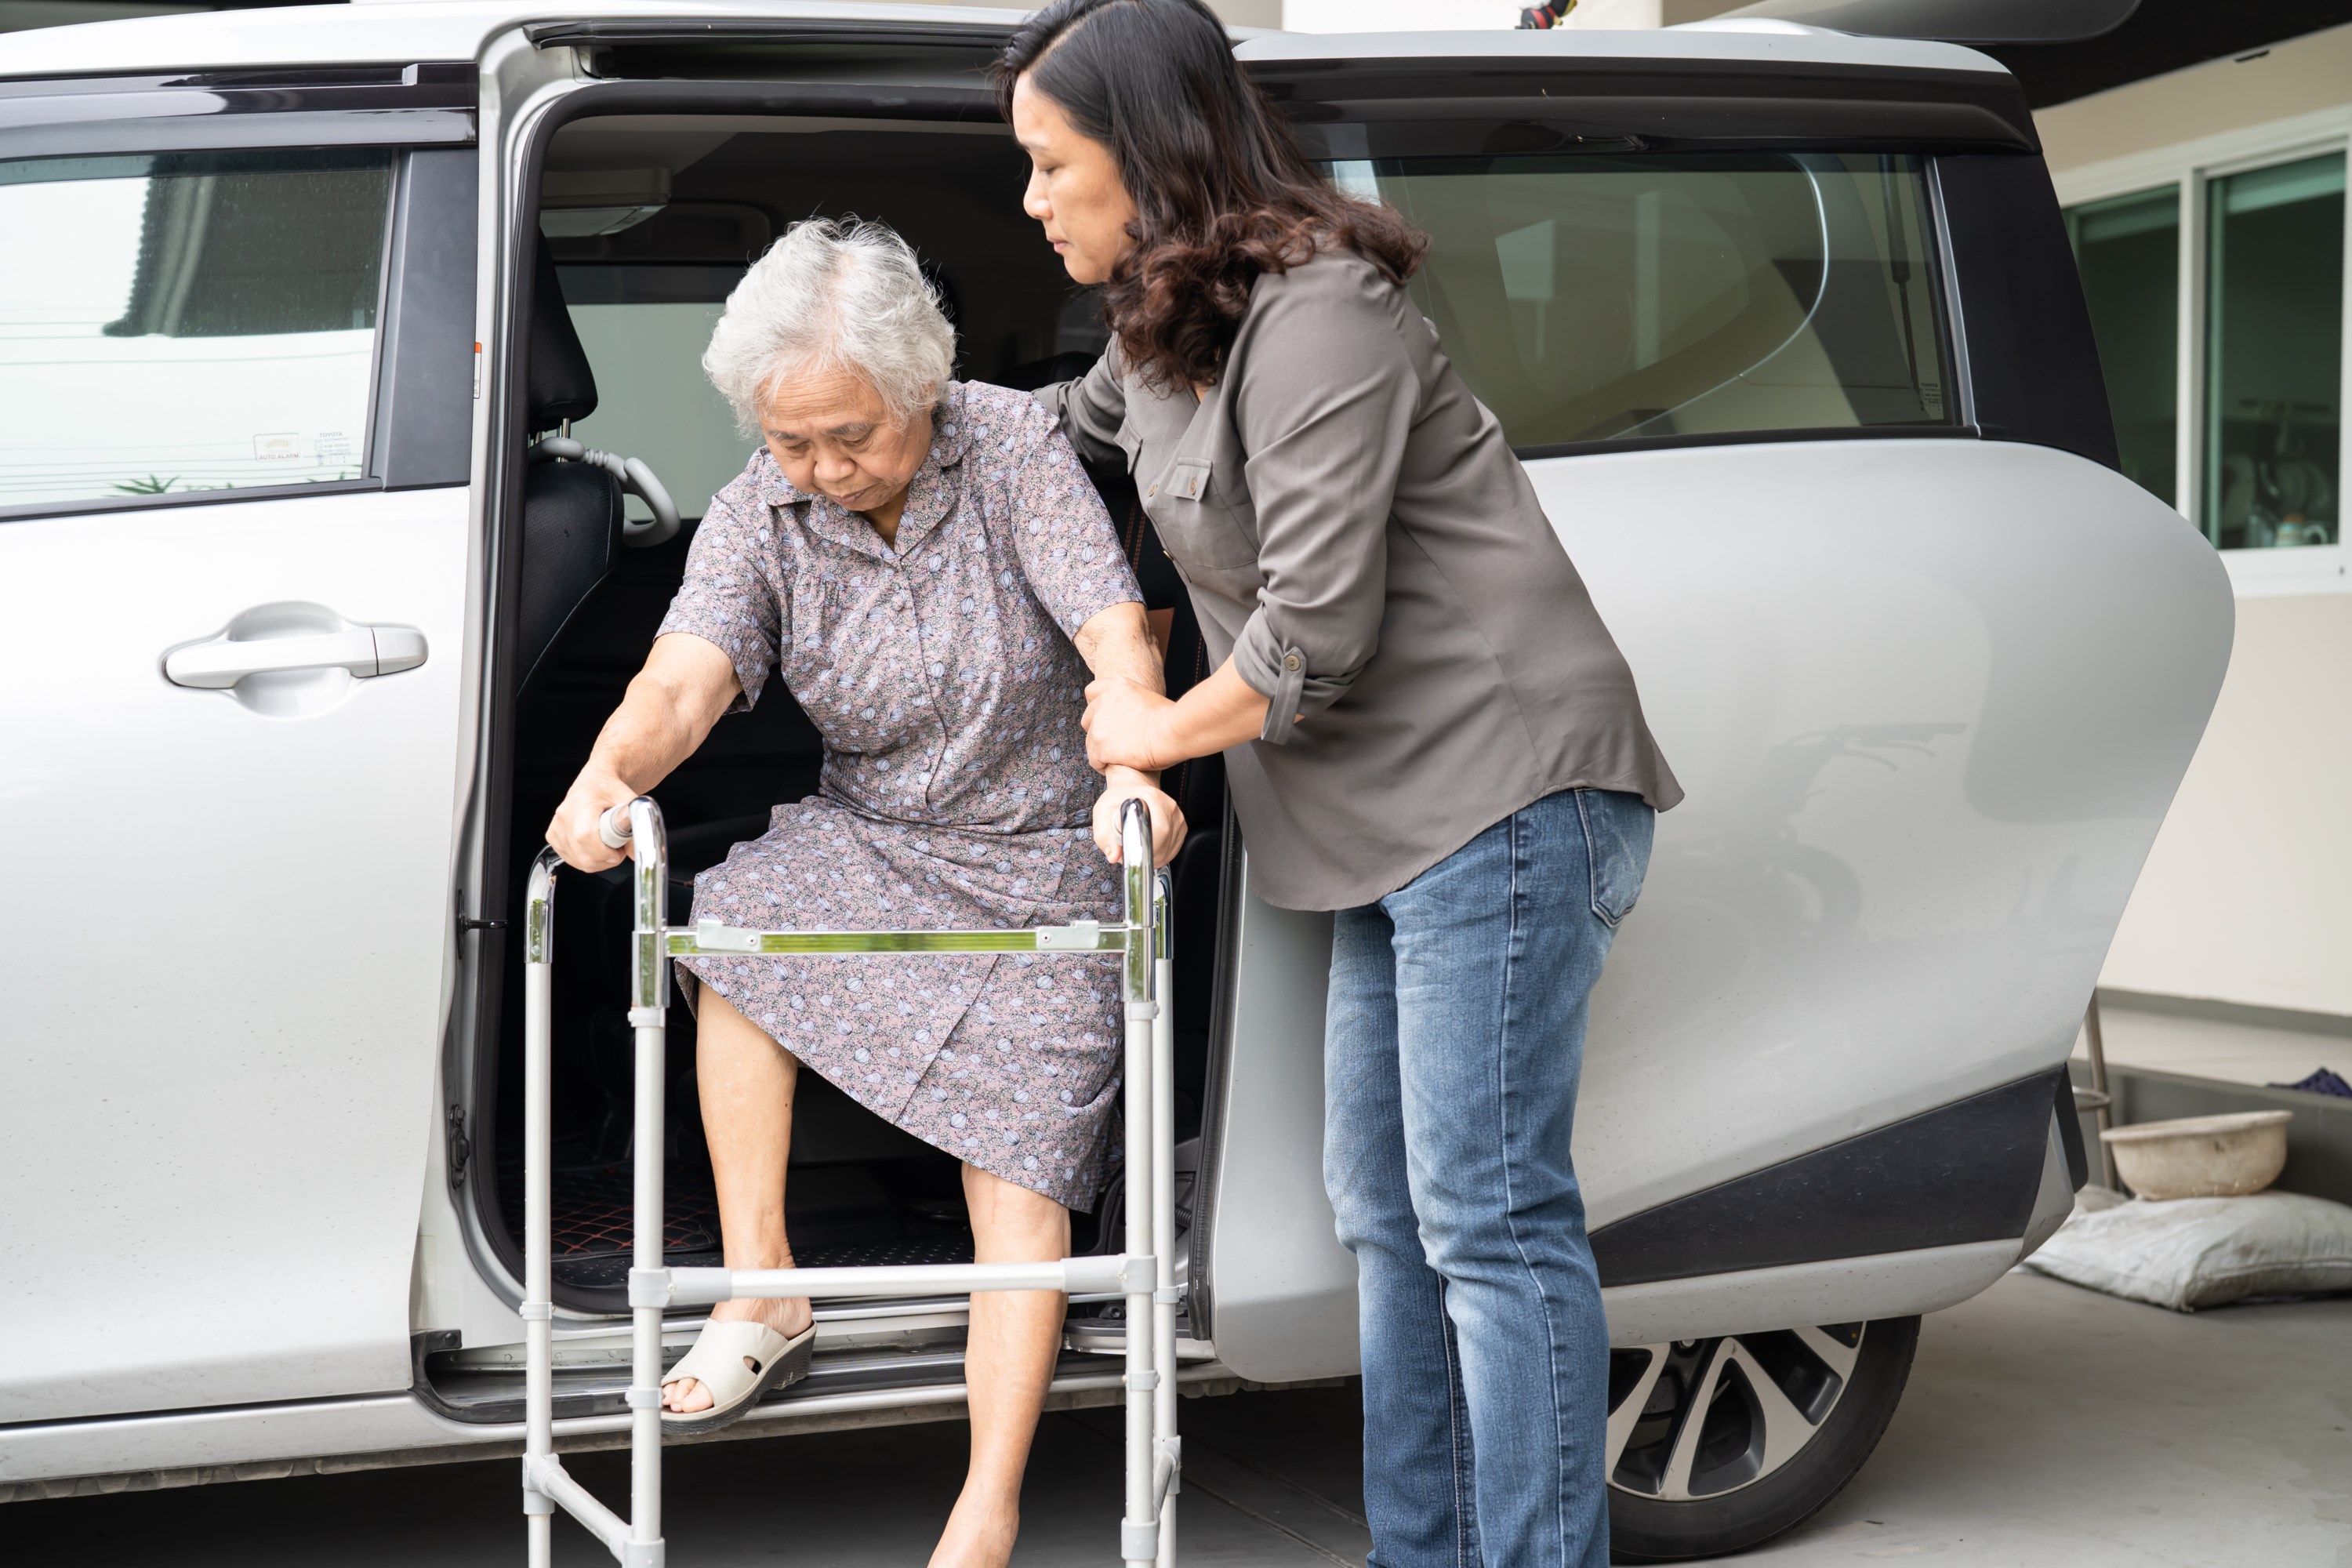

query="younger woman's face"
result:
[1012,73,1138,286]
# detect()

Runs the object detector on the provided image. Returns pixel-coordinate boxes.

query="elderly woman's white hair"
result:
[704,216,956,434]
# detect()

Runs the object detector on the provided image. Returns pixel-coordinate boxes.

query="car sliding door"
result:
[1198,33,2232,1381]
[0,72,479,1421]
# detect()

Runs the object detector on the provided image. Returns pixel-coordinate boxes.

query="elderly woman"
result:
[546,217,1181,1568]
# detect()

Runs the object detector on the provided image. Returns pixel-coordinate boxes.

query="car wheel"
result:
[1606,1316,1919,1561]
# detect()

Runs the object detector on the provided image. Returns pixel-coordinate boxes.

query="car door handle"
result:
[163,623,428,688]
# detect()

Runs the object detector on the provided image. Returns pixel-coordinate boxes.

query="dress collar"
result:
[754,383,969,561]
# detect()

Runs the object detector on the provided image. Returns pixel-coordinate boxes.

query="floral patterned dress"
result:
[657,382,1142,1208]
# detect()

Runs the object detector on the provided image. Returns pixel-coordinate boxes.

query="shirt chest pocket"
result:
[1145,456,1258,572]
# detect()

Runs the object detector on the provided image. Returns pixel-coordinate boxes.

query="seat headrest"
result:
[527,236,598,428]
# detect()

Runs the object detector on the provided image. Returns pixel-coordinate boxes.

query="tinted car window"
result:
[2201,152,2342,550]
[0,149,393,510]
[1330,153,1950,451]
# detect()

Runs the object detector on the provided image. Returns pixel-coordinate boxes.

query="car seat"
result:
[515,238,624,697]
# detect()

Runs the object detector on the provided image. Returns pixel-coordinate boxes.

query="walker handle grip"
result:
[597,804,633,851]
[1119,793,1151,869]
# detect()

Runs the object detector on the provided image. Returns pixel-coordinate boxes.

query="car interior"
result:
[468,113,1231,1355]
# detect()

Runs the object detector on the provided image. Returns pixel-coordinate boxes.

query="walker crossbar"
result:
[521,796,1178,1568]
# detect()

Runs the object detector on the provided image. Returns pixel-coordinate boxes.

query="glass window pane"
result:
[2204,151,2343,549]
[0,150,393,510]
[1328,153,1949,449]
[557,265,752,523]
[2066,186,2179,505]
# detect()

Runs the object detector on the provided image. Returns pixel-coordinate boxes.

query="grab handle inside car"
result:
[530,435,682,549]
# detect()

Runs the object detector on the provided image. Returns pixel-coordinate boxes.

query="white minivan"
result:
[0,2,2230,1557]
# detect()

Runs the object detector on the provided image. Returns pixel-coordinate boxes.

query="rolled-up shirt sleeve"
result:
[655,469,786,713]
[1228,270,1420,744]
[1032,342,1130,469]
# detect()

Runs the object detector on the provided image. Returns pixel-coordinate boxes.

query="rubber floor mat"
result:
[795,1234,977,1269]
[496,1159,721,1258]
[498,1159,978,1294]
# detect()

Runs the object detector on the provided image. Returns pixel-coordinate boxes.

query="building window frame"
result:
[2053,105,2352,597]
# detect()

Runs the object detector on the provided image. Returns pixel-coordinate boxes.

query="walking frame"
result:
[520,796,1180,1566]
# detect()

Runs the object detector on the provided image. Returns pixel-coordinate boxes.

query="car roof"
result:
[3,0,2002,82]
[0,1,1016,78]
[1235,23,1999,76]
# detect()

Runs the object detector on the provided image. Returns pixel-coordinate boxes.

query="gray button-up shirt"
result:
[1042,249,1682,911]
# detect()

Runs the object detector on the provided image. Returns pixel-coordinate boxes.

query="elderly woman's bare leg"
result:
[930,1164,1072,1568]
[662,987,815,1414]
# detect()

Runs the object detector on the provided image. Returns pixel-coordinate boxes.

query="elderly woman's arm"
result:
[546,633,743,872]
[1073,602,1188,868]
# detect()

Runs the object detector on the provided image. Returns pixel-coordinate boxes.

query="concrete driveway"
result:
[14,1272,2350,1566]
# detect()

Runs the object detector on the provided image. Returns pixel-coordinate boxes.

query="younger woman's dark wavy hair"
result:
[993,0,1428,394]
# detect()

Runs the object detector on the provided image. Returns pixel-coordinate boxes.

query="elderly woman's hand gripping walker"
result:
[544,219,1181,1568]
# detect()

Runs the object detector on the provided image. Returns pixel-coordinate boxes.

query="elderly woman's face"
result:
[1012,74,1137,287]
[758,367,933,524]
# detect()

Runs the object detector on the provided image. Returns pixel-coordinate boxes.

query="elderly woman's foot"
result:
[660,1296,814,1415]
[927,1490,1020,1568]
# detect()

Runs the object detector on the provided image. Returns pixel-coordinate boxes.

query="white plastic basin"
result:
[2101,1110,2294,1200]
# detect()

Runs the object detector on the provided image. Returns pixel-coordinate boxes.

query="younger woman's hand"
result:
[1082,673,1178,772]
[1091,772,1186,868]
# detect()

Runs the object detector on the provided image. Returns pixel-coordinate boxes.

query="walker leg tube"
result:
[1121,1003,1155,1566]
[626,800,670,1563]
[1119,805,1157,1566]
[522,852,559,1568]
[629,1018,665,1553]
[1152,931,1179,1568]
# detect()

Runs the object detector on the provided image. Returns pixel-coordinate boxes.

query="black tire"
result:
[1607,1316,1919,1562]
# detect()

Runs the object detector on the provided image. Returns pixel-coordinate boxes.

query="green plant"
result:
[114,474,180,495]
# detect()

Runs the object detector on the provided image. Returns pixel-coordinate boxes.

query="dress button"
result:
[1284,654,1301,671]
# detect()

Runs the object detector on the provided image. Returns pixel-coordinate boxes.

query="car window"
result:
[557,263,756,523]
[0,150,394,512]
[2201,153,2342,550]
[1329,153,1950,452]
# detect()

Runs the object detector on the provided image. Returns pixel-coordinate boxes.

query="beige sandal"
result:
[659,1318,815,1434]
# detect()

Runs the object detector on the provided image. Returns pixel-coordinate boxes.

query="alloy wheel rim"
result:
[1604,1323,1866,1501]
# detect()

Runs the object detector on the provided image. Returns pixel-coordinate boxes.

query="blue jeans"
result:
[1325,788,1653,1568]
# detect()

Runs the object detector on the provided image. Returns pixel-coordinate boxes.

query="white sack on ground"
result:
[2023,1191,2352,1312]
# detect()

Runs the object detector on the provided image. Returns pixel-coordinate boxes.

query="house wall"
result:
[2037,24,2352,172]
[2100,596,2352,1015]
[2040,27,2352,1022]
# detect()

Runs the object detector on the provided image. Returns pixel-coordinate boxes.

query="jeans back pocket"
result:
[1576,787,1655,927]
